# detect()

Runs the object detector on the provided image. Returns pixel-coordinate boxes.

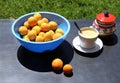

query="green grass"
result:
[0,0,120,19]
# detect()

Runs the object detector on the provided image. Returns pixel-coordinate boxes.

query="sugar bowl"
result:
[93,12,116,37]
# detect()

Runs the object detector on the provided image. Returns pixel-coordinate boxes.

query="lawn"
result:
[0,0,120,19]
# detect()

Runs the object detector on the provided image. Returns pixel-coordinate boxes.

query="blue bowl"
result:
[12,12,70,53]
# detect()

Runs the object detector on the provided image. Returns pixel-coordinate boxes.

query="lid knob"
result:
[104,12,109,17]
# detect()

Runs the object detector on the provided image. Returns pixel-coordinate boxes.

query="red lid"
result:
[96,12,116,23]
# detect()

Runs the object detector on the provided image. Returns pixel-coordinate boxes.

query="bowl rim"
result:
[12,11,70,44]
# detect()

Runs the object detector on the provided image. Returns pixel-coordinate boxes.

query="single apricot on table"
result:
[63,64,73,75]
[52,58,63,70]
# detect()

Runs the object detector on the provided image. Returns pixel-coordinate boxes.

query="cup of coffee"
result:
[78,27,99,49]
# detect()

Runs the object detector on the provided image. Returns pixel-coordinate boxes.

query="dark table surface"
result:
[0,19,120,83]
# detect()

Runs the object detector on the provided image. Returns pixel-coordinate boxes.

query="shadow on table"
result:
[74,47,103,58]
[99,34,118,46]
[17,40,74,72]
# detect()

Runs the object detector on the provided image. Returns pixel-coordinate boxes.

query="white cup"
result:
[78,27,99,49]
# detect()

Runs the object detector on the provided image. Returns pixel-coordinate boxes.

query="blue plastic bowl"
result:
[12,12,70,53]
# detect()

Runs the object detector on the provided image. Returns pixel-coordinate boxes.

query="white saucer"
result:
[72,36,103,53]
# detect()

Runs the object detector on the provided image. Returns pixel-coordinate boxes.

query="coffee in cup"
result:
[78,27,99,49]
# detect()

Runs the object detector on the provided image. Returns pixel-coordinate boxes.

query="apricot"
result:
[48,30,55,38]
[53,33,62,40]
[19,26,28,36]
[41,23,50,32]
[55,28,64,35]
[27,16,37,27]
[49,21,58,30]
[35,35,44,42]
[38,32,45,37]
[37,20,44,26]
[32,25,41,34]
[52,58,63,70]
[23,35,30,41]
[42,18,49,23]
[27,30,37,41]
[24,21,30,28]
[34,13,42,21]
[44,32,52,42]
[63,64,73,75]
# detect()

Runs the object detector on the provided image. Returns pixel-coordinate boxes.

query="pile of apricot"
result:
[52,58,73,75]
[18,13,64,42]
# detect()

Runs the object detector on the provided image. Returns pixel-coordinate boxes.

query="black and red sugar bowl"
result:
[93,12,116,37]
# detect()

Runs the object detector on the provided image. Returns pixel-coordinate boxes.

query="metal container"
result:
[93,12,116,37]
